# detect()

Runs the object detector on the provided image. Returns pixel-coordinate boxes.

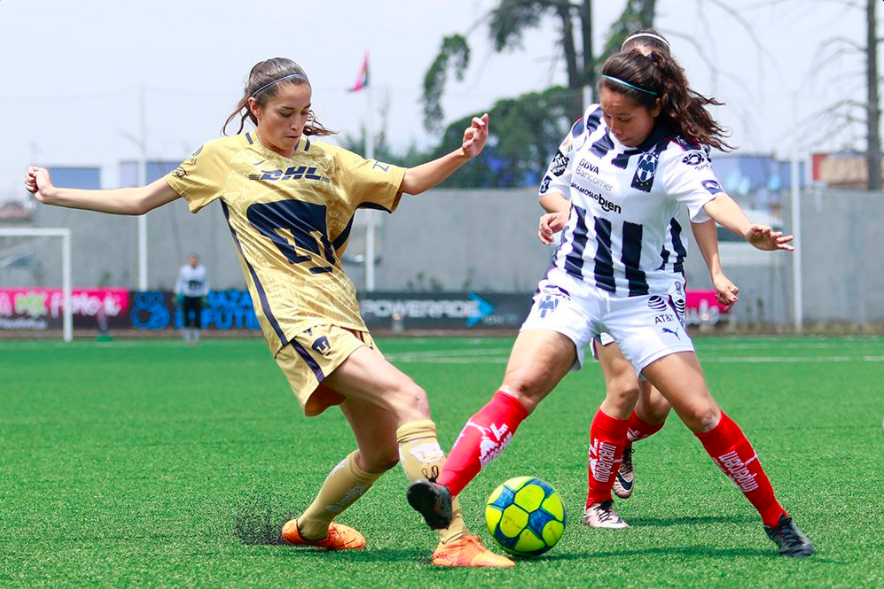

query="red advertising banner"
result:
[0,288,130,331]
[685,290,730,326]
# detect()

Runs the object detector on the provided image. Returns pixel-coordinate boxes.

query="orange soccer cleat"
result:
[431,535,515,568]
[281,519,366,551]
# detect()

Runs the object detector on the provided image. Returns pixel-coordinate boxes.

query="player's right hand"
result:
[24,167,54,203]
[538,210,568,245]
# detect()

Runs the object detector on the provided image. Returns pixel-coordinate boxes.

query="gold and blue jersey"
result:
[165,133,405,355]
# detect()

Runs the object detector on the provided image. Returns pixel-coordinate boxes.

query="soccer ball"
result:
[485,476,566,557]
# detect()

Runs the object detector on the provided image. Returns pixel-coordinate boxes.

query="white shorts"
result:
[595,279,686,349]
[520,267,694,376]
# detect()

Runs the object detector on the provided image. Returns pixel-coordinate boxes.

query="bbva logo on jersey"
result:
[249,166,331,184]
[631,153,659,192]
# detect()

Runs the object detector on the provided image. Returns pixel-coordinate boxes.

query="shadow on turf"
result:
[627,515,757,527]
[539,546,777,560]
[231,488,425,562]
[232,490,297,546]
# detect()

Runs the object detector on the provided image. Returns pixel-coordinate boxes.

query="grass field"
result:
[1,336,883,587]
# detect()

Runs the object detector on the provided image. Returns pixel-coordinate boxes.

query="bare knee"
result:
[682,404,722,433]
[387,379,430,421]
[499,371,553,414]
[606,375,641,407]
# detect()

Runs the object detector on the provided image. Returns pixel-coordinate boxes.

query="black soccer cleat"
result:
[613,446,634,499]
[407,479,453,530]
[764,514,814,557]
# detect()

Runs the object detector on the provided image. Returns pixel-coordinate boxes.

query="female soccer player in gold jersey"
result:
[25,57,513,569]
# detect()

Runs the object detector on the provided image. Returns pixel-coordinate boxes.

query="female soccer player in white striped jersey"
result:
[25,58,513,569]
[410,46,813,558]
[562,30,740,529]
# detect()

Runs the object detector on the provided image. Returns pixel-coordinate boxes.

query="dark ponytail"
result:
[600,50,734,152]
[222,58,336,137]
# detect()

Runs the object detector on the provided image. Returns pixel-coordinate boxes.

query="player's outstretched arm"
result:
[25,166,181,215]
[703,194,794,252]
[400,114,489,195]
[691,220,739,309]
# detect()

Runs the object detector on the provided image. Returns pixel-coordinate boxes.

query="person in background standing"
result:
[174,254,209,344]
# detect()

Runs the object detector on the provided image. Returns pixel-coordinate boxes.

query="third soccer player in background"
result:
[174,254,209,344]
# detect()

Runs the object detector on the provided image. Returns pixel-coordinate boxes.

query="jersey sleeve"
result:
[332,147,406,213]
[164,139,232,213]
[539,115,586,199]
[660,147,723,223]
[173,268,184,295]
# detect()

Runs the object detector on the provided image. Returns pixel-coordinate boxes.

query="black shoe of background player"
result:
[407,479,453,530]
[764,514,814,557]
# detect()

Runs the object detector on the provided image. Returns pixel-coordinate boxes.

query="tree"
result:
[423,0,599,131]
[786,0,881,190]
[865,0,881,190]
[426,86,575,188]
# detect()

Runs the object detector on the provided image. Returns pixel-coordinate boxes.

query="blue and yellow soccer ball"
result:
[485,476,566,557]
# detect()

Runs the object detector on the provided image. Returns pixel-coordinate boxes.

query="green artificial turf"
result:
[1,336,882,587]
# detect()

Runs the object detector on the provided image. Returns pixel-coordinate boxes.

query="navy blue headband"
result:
[250,73,308,98]
[602,75,659,96]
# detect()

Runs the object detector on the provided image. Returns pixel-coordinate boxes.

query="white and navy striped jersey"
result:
[540,104,723,298]
[175,264,209,298]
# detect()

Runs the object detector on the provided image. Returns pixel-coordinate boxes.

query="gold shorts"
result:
[274,324,377,417]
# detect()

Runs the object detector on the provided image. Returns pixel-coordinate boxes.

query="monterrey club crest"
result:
[631,152,659,192]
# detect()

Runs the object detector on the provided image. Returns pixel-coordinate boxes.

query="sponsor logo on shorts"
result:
[312,336,331,356]
[655,313,676,325]
[661,326,680,339]
[538,294,560,318]
[647,295,667,311]
[702,179,724,195]
[674,299,687,326]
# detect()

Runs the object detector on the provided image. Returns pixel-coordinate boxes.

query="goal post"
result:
[0,228,72,342]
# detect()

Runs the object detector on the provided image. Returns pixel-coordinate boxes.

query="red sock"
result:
[438,391,529,497]
[586,409,629,506]
[696,412,787,526]
[626,410,665,444]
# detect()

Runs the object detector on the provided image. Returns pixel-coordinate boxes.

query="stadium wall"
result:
[16,188,884,328]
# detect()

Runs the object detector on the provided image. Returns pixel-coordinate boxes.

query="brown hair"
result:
[222,58,335,137]
[600,49,733,151]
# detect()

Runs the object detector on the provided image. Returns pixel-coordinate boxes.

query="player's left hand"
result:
[745,223,794,252]
[712,273,739,311]
[461,113,489,158]
[538,209,569,245]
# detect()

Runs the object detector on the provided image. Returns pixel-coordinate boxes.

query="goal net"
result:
[0,228,72,341]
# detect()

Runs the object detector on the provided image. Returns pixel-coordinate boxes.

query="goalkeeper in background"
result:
[174,254,208,344]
